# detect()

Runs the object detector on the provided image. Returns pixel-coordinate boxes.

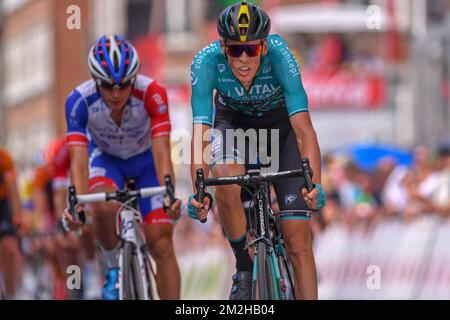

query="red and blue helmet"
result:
[88,34,140,85]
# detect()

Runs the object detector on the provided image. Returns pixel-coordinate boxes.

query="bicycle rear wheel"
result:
[120,242,146,300]
[256,243,276,300]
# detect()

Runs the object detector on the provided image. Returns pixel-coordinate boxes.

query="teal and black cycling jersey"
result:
[191,34,308,126]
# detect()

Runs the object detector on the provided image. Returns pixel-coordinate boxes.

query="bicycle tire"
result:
[121,242,146,300]
[278,254,295,300]
[256,243,275,300]
[143,254,155,300]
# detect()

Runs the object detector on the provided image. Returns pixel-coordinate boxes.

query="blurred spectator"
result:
[308,34,347,74]
[430,145,450,217]
[381,160,410,218]
[347,36,384,75]
[402,146,441,221]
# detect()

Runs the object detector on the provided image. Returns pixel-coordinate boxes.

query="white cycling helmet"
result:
[88,34,140,85]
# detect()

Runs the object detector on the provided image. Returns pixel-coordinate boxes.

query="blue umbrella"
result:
[336,143,413,171]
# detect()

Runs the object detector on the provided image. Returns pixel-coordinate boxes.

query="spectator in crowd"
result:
[402,146,441,221]
[430,145,450,217]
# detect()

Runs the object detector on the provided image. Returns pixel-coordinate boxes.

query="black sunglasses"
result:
[97,80,133,91]
[225,43,263,58]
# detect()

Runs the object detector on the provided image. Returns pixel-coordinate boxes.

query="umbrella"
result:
[336,143,413,171]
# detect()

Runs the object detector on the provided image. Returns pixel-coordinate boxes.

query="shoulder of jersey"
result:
[71,79,97,97]
[267,34,288,54]
[192,40,222,68]
[133,74,156,93]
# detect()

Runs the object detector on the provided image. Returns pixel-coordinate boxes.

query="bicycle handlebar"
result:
[200,159,313,190]
[75,186,166,204]
[195,169,213,224]
[193,158,314,223]
[68,175,176,222]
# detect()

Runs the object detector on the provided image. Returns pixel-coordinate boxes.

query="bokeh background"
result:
[1,0,450,299]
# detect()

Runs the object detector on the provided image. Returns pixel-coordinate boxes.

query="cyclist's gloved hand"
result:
[188,194,211,221]
[301,183,327,211]
[163,195,182,220]
[314,184,327,209]
[61,204,85,232]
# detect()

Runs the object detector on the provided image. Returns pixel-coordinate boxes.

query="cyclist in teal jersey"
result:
[189,2,326,300]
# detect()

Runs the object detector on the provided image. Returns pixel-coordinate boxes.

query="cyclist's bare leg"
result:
[212,164,254,299]
[0,235,22,298]
[211,164,247,239]
[90,185,120,250]
[282,219,318,300]
[80,224,97,261]
[144,223,180,299]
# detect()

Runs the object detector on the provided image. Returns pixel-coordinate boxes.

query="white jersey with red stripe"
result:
[65,75,171,159]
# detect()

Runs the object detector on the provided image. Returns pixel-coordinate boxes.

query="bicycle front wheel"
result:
[120,242,146,300]
[256,243,276,300]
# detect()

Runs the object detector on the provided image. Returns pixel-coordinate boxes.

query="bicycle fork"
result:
[250,188,286,300]
[118,209,150,300]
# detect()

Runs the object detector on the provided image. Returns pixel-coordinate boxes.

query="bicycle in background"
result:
[68,175,176,300]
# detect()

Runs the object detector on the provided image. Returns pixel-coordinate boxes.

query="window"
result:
[1,0,30,15]
[127,0,152,40]
[3,21,54,106]
[90,0,126,41]
[7,118,54,167]
[164,0,200,51]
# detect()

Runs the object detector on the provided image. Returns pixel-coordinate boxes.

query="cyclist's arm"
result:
[269,35,321,184]
[30,167,50,231]
[68,146,89,196]
[145,81,174,185]
[152,136,176,186]
[4,158,23,223]
[53,188,68,221]
[190,123,212,192]
[65,89,89,195]
[190,48,217,190]
[290,112,322,185]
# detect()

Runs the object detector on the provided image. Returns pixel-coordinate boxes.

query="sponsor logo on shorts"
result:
[285,194,297,205]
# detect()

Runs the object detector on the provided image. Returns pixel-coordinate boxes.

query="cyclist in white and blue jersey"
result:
[62,35,181,300]
[188,2,326,300]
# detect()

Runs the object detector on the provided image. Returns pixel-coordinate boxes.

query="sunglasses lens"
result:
[226,44,262,58]
[226,45,244,57]
[99,81,131,90]
[245,44,261,57]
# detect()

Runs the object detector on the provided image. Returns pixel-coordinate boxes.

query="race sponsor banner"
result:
[315,216,449,299]
[178,246,234,300]
[302,71,386,109]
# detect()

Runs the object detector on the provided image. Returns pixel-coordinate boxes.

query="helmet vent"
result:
[113,52,119,70]
[238,14,248,25]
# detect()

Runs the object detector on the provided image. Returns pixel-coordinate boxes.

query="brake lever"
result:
[195,169,213,223]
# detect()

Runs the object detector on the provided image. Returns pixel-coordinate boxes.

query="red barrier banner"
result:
[302,70,386,110]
